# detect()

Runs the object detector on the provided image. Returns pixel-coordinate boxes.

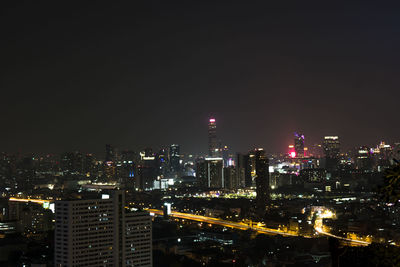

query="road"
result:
[149,209,371,246]
[315,226,371,246]
[9,197,50,204]
[148,209,299,237]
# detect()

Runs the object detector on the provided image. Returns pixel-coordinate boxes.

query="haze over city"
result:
[2,1,400,155]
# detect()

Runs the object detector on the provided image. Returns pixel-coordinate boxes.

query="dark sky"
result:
[1,1,400,156]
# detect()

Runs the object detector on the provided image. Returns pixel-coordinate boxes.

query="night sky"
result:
[1,1,400,155]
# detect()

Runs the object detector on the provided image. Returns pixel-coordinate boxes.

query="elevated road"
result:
[9,197,51,204]
[148,209,371,246]
[148,209,298,237]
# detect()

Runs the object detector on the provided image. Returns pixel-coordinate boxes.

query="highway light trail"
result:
[148,208,371,246]
[148,209,299,237]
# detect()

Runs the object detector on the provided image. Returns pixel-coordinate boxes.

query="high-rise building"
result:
[54,191,152,267]
[208,118,219,157]
[236,153,248,188]
[156,148,169,176]
[355,146,373,171]
[323,136,340,172]
[169,144,180,173]
[224,166,237,189]
[248,149,269,216]
[294,133,305,158]
[115,150,137,188]
[197,157,224,188]
[137,150,157,190]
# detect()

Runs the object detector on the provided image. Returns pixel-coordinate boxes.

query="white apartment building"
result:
[55,191,152,267]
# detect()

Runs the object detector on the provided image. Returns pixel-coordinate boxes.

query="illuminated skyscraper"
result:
[294,133,305,158]
[323,136,340,172]
[208,118,219,157]
[169,144,180,172]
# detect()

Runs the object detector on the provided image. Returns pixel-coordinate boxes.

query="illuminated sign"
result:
[205,157,223,161]
[324,136,338,140]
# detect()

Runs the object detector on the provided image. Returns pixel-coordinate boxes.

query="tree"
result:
[380,161,400,203]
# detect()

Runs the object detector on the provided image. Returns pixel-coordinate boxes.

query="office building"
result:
[323,136,340,172]
[137,150,157,190]
[250,149,269,216]
[156,148,169,176]
[169,144,180,173]
[224,166,237,189]
[294,133,305,158]
[300,168,327,182]
[208,118,219,157]
[197,157,224,188]
[236,153,247,188]
[355,146,373,171]
[55,191,152,267]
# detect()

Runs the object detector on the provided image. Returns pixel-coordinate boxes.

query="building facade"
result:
[55,191,152,267]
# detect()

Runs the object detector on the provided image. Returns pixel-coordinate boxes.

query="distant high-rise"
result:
[208,118,218,157]
[236,153,248,187]
[355,146,373,171]
[250,148,269,216]
[169,144,180,172]
[294,133,305,158]
[224,166,237,189]
[119,150,136,181]
[137,149,157,190]
[157,148,169,176]
[323,136,340,172]
[54,191,152,267]
[105,144,114,162]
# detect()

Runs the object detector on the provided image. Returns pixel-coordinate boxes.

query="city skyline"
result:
[0,118,396,157]
[1,2,400,155]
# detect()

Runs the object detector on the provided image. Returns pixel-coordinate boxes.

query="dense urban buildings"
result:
[0,117,399,266]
